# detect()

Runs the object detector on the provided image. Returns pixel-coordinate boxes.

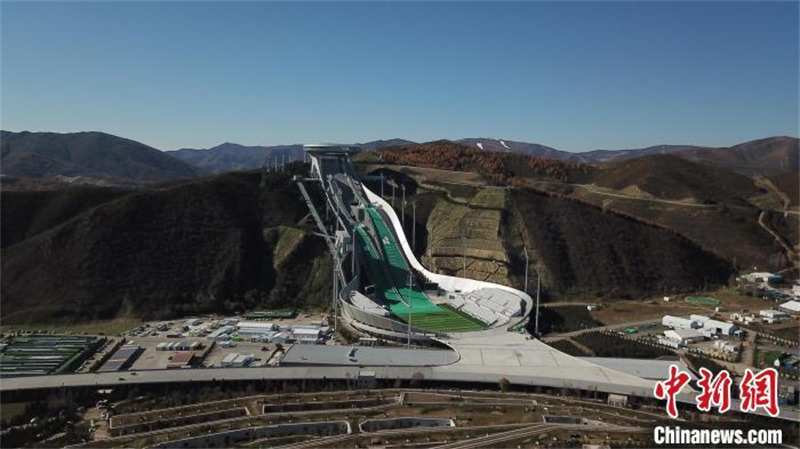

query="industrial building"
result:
[156,341,202,351]
[98,345,142,372]
[730,312,756,324]
[237,321,278,336]
[0,335,103,377]
[662,315,700,330]
[663,329,705,346]
[760,309,790,324]
[166,352,196,369]
[293,328,321,344]
[713,340,739,353]
[739,272,782,284]
[207,325,235,341]
[780,300,800,314]
[690,314,738,336]
[220,353,254,368]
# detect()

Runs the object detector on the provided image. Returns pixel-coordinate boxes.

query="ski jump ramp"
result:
[298,144,658,394]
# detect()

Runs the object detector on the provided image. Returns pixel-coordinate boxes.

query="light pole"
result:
[523,245,540,337]
[523,246,529,295]
[401,184,406,225]
[461,235,467,277]
[535,269,541,337]
[407,270,413,348]
[391,182,396,208]
[380,173,385,197]
[351,225,357,275]
[412,201,417,255]
[331,254,338,333]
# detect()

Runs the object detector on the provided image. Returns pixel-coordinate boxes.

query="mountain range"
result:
[1,131,797,187]
[1,132,797,325]
[0,131,202,187]
[455,136,799,175]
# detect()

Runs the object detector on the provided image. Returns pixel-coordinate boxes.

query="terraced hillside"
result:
[422,188,510,285]
[368,164,739,301]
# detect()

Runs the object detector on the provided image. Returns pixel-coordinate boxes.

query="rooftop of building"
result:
[280,345,458,367]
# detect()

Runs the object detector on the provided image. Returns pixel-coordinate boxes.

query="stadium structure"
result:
[295,144,532,344]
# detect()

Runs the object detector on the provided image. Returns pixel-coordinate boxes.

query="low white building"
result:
[729,312,756,324]
[664,329,705,345]
[659,337,681,349]
[690,314,738,336]
[237,321,277,336]
[760,309,788,324]
[779,300,800,314]
[293,328,321,344]
[739,272,782,284]
[714,340,739,353]
[270,331,290,345]
[207,325,234,341]
[220,353,254,368]
[662,315,701,330]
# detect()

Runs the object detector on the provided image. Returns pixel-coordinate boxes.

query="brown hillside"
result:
[1,186,129,248]
[510,189,735,298]
[0,169,332,325]
[679,136,799,175]
[769,171,799,207]
[592,154,760,205]
[379,140,593,184]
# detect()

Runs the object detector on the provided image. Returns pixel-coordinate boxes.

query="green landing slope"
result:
[354,209,486,332]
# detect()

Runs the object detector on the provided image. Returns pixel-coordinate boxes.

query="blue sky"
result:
[2,1,798,151]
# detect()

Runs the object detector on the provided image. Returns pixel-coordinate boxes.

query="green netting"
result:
[685,296,719,306]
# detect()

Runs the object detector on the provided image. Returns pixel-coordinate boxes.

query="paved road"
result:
[541,318,661,341]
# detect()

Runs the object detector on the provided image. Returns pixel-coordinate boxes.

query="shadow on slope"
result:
[1,169,331,324]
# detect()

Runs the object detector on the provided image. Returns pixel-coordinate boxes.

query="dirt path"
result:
[574,183,718,208]
[757,210,796,264]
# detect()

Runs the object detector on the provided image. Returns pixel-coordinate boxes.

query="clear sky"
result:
[2,1,798,151]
